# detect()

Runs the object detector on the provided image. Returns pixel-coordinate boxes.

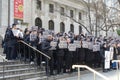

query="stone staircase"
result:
[0,60,48,80]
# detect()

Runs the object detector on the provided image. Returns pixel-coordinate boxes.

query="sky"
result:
[106,0,112,7]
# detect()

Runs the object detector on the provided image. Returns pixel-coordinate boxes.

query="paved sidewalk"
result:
[58,70,119,80]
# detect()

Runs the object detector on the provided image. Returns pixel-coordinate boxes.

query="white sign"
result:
[50,41,57,50]
[43,31,49,38]
[30,33,37,41]
[12,29,20,37]
[74,41,81,48]
[58,41,67,49]
[31,26,38,31]
[93,45,100,52]
[110,47,114,60]
[68,44,76,51]
[82,41,88,48]
[104,51,111,69]
[88,42,93,50]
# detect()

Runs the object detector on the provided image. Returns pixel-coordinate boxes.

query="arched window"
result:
[70,24,74,33]
[35,17,42,29]
[49,20,54,30]
[79,26,82,34]
[60,22,65,32]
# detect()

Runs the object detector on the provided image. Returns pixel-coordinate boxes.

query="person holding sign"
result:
[92,41,101,68]
[85,39,94,67]
[102,43,110,72]
[56,36,66,74]
[4,24,18,60]
[82,40,91,67]
[29,30,39,63]
[64,37,74,73]
[11,24,22,60]
[111,43,118,69]
[41,35,54,75]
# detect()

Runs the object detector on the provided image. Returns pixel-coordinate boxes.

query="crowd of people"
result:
[2,23,120,75]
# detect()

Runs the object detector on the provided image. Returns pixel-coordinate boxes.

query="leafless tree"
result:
[36,0,120,36]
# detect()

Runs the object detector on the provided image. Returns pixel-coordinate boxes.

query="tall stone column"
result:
[0,0,2,27]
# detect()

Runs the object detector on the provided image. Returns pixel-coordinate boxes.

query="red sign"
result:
[14,0,23,20]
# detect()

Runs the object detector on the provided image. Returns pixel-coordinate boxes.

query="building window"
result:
[70,24,74,33]
[35,17,42,29]
[60,7,64,15]
[49,4,54,13]
[36,0,41,10]
[79,12,82,20]
[70,10,74,18]
[49,20,54,30]
[79,26,82,34]
[60,22,65,32]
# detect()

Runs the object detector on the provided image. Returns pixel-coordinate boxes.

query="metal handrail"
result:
[112,60,120,80]
[112,60,120,63]
[19,40,51,60]
[72,65,109,80]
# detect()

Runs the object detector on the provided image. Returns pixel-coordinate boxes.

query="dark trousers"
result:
[11,45,17,60]
[56,55,64,74]
[6,47,12,60]
[45,50,54,75]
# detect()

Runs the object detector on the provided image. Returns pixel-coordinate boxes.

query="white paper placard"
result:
[43,31,49,35]
[12,29,20,37]
[50,41,57,50]
[31,26,38,31]
[88,42,93,50]
[110,47,114,60]
[58,41,67,49]
[30,33,37,41]
[68,44,76,51]
[74,41,81,48]
[82,41,88,48]
[104,51,111,69]
[93,45,100,52]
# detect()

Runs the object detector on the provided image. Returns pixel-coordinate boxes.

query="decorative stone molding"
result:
[36,10,45,16]
[49,13,57,19]
[60,15,67,21]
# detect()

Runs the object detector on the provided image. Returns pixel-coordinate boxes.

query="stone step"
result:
[0,71,46,80]
[24,76,48,80]
[0,68,39,76]
[0,64,34,70]
[0,60,24,65]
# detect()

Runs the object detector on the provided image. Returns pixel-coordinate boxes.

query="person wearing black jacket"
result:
[56,36,65,74]
[4,27,13,60]
[41,35,53,75]
[4,24,20,60]
[102,43,109,72]
[29,30,39,63]
[23,30,30,61]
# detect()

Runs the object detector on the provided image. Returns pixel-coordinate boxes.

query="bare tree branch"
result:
[54,9,92,34]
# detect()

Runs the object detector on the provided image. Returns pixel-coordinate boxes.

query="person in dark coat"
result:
[4,27,13,60]
[29,30,39,63]
[3,27,11,55]
[6,24,19,60]
[64,37,73,73]
[22,30,30,61]
[56,36,65,74]
[102,43,109,72]
[41,35,54,75]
